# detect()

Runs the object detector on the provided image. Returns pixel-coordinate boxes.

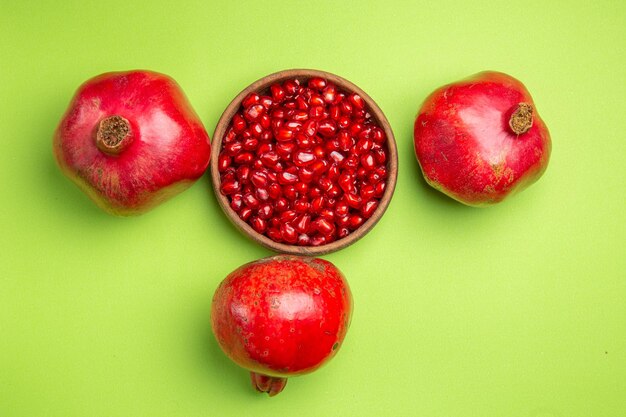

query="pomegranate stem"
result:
[249,371,288,397]
[96,115,132,155]
[508,103,533,135]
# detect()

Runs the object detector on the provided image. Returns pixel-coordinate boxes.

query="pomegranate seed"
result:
[271,84,286,102]
[249,122,263,137]
[310,235,327,246]
[283,79,300,95]
[314,217,335,236]
[278,171,298,185]
[348,93,365,109]
[348,214,364,230]
[340,101,353,114]
[281,222,298,243]
[244,104,265,121]
[291,110,309,122]
[344,193,362,209]
[243,193,260,209]
[374,181,386,197]
[361,153,376,170]
[250,217,267,233]
[268,182,282,199]
[360,184,376,200]
[334,201,349,217]
[230,193,243,212]
[275,197,289,212]
[361,200,378,218]
[294,182,309,196]
[232,114,247,132]
[308,77,327,90]
[329,151,345,163]
[260,151,279,167]
[275,127,295,141]
[327,164,340,180]
[309,186,322,199]
[355,137,373,154]
[294,151,315,166]
[318,177,333,192]
[234,152,254,165]
[240,207,253,221]
[338,227,350,238]
[327,185,341,199]
[225,141,243,156]
[293,198,310,213]
[295,214,311,233]
[258,203,273,219]
[221,179,240,195]
[267,227,282,242]
[236,166,251,183]
[242,137,259,151]
[260,96,273,109]
[218,154,231,172]
[338,116,351,129]
[318,119,337,137]
[283,185,298,200]
[373,147,387,164]
[329,105,341,120]
[311,196,325,213]
[250,171,268,188]
[343,155,359,170]
[338,172,355,193]
[338,131,354,151]
[349,122,364,136]
[297,233,311,246]
[309,94,324,106]
[322,85,337,104]
[309,105,325,119]
[280,210,298,223]
[310,159,328,178]
[242,93,260,108]
[256,188,269,201]
[336,214,350,228]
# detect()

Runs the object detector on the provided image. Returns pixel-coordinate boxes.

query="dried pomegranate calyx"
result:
[95,115,132,155]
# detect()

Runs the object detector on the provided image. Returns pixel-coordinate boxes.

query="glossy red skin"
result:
[414,71,551,206]
[53,70,211,215]
[211,255,352,384]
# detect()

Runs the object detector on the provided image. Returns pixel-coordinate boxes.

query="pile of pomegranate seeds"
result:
[218,77,388,246]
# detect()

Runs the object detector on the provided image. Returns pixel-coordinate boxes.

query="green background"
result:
[1,1,624,416]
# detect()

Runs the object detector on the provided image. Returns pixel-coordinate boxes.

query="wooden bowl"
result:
[211,69,398,255]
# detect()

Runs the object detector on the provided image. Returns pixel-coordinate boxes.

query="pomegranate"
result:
[53,70,211,215]
[211,255,352,396]
[414,71,551,206]
[217,76,389,246]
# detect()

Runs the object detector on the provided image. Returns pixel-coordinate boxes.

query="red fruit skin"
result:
[211,255,352,396]
[53,70,211,215]
[414,71,551,206]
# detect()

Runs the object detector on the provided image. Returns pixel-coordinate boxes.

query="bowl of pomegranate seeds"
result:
[211,69,398,255]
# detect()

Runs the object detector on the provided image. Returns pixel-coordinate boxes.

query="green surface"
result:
[1,1,625,416]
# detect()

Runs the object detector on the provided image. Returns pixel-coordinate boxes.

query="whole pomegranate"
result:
[414,71,551,206]
[211,255,352,396]
[53,70,211,215]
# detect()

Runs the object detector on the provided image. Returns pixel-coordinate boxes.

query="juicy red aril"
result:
[361,200,378,218]
[250,217,267,233]
[221,179,240,195]
[318,119,337,137]
[244,104,265,121]
[308,77,327,90]
[219,76,389,246]
[242,93,260,108]
[218,154,231,172]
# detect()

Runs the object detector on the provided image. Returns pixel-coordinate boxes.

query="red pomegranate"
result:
[53,70,211,215]
[211,255,352,396]
[414,71,551,206]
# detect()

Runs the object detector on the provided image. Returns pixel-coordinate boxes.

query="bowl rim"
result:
[210,68,398,255]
